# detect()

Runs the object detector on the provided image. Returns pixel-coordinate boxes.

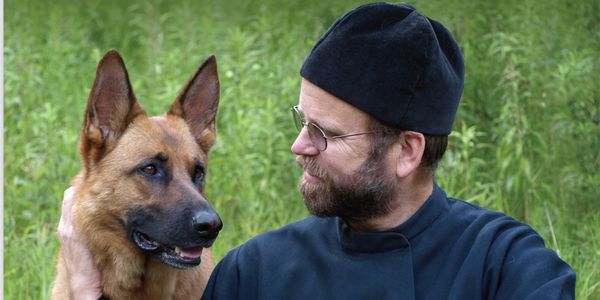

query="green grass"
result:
[4,0,599,298]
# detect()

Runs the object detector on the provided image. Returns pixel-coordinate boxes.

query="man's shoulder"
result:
[446,197,523,230]
[428,185,521,235]
[443,197,561,264]
[256,216,333,243]
[230,216,333,257]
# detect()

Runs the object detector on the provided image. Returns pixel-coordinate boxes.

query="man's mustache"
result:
[296,156,327,179]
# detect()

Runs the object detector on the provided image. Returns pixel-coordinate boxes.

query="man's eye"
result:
[140,164,158,175]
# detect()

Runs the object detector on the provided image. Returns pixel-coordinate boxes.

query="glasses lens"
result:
[307,123,327,151]
[292,107,303,132]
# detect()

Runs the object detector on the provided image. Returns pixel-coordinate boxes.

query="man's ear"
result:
[80,49,146,169]
[393,131,426,178]
[168,55,220,153]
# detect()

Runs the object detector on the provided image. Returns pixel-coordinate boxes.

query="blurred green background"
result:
[4,0,599,298]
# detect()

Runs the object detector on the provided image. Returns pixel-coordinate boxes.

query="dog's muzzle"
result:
[127,207,223,269]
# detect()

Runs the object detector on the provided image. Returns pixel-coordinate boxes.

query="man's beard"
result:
[298,151,396,224]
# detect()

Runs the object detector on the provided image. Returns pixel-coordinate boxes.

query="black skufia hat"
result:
[300,2,464,135]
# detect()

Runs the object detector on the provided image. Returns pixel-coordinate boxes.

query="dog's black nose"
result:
[192,210,223,237]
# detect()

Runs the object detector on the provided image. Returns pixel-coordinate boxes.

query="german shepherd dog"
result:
[51,50,222,299]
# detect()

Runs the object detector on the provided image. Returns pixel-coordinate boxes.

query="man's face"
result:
[291,79,397,224]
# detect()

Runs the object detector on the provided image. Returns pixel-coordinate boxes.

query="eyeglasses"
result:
[291,105,375,151]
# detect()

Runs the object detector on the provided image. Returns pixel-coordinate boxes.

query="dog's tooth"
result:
[174,247,181,255]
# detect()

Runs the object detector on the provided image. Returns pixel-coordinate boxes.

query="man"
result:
[60,2,575,299]
[201,3,575,299]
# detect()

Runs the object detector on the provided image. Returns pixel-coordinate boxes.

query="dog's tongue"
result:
[180,247,203,259]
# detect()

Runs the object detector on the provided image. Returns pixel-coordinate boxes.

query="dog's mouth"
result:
[132,231,204,269]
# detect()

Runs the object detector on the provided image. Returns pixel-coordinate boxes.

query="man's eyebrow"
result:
[314,118,343,135]
[299,105,343,133]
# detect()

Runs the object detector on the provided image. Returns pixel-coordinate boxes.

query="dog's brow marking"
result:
[155,120,179,148]
[155,152,168,162]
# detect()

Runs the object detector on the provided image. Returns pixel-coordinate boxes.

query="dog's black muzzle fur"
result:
[126,201,222,269]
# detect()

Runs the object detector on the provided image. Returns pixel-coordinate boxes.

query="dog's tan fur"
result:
[52,50,221,300]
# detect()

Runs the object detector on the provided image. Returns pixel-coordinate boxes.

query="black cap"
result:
[300,2,464,135]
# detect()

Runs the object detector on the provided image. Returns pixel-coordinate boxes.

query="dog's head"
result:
[77,49,222,269]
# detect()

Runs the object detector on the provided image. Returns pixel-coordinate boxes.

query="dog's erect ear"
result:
[168,55,220,153]
[81,49,146,166]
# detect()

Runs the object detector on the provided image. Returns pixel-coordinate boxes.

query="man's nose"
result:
[291,126,319,156]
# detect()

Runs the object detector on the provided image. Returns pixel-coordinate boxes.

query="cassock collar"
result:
[337,183,449,253]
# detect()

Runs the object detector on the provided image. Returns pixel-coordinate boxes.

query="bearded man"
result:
[201,3,575,299]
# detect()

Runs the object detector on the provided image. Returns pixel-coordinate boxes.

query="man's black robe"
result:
[202,185,575,299]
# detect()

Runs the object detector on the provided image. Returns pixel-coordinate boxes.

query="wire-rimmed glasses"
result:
[291,105,375,151]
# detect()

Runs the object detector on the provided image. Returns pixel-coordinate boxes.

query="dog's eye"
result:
[140,164,158,176]
[193,165,205,183]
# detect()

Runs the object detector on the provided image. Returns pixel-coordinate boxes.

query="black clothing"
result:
[202,185,575,299]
